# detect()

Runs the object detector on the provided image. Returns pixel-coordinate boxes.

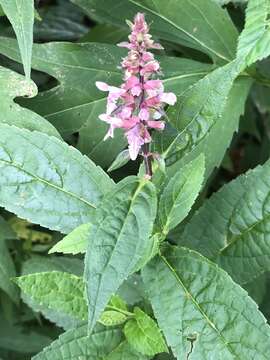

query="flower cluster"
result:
[96,13,176,163]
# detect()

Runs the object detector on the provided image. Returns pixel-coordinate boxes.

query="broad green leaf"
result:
[0,37,211,167]
[180,159,270,284]
[108,150,130,172]
[0,0,34,78]
[167,77,251,182]
[0,124,113,234]
[0,66,60,138]
[49,223,91,255]
[105,341,149,360]
[32,325,123,360]
[158,155,205,235]
[72,0,238,64]
[142,245,270,359]
[85,177,157,332]
[124,307,168,356]
[237,0,270,66]
[14,271,88,321]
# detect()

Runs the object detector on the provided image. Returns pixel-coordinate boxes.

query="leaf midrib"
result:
[160,253,237,357]
[0,158,96,210]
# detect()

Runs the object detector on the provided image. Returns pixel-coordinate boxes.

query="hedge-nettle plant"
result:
[96,13,176,177]
[1,0,270,359]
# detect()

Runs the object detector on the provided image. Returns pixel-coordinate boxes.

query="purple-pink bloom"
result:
[95,12,177,162]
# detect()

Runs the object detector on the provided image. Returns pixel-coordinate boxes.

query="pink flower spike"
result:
[160,92,177,105]
[95,12,177,174]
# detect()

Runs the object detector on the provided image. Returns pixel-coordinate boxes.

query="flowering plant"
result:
[96,13,176,176]
[1,1,270,359]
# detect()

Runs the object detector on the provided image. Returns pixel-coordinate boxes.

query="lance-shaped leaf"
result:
[0,0,34,78]
[124,307,168,356]
[14,271,88,322]
[180,159,270,284]
[49,222,91,255]
[0,37,212,167]
[72,0,238,64]
[142,245,270,359]
[32,325,123,360]
[0,124,113,234]
[85,177,157,332]
[0,66,60,138]
[157,155,205,235]
[237,0,270,66]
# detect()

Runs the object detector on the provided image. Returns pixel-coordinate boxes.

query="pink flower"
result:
[96,13,177,164]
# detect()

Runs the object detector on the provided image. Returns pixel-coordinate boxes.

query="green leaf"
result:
[0,0,34,78]
[0,66,61,138]
[14,271,88,321]
[0,238,19,304]
[124,307,168,356]
[81,24,128,44]
[85,177,157,332]
[72,0,238,64]
[0,317,52,354]
[0,37,211,167]
[142,245,270,359]
[105,341,150,360]
[32,325,123,360]
[49,223,91,255]
[100,311,127,327]
[158,155,205,235]
[237,0,270,66]
[0,124,113,234]
[108,150,130,172]
[180,159,270,284]
[21,255,84,330]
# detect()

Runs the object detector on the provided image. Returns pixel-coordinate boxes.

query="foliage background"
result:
[1,0,270,359]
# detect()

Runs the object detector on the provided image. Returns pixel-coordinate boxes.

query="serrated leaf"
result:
[0,0,34,78]
[21,255,85,330]
[124,307,168,356]
[0,124,113,234]
[104,341,149,360]
[142,245,270,359]
[32,325,123,360]
[72,0,238,64]
[49,223,91,255]
[85,177,157,332]
[0,37,211,167]
[0,66,61,138]
[108,150,130,172]
[180,159,270,284]
[158,155,205,235]
[14,271,88,321]
[237,0,270,66]
[100,311,127,327]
